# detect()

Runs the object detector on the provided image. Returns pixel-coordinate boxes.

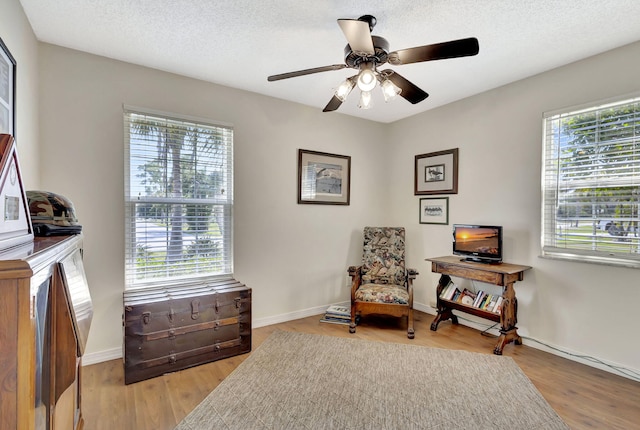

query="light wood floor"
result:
[81,311,640,429]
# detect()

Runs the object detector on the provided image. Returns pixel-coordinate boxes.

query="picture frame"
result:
[0,134,33,251]
[419,197,449,225]
[298,149,351,205]
[0,37,16,137]
[415,148,458,195]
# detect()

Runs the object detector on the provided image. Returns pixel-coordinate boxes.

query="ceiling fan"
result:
[267,15,479,112]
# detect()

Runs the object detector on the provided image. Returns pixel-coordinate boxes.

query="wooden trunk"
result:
[123,280,251,385]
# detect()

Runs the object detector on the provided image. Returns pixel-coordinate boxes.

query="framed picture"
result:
[0,134,33,251]
[298,149,351,205]
[419,197,449,224]
[0,37,16,137]
[415,148,458,195]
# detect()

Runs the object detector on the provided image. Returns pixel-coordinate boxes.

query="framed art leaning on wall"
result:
[415,148,458,195]
[298,149,351,205]
[0,37,16,137]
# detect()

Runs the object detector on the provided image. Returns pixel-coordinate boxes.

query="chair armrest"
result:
[348,266,362,298]
[348,265,361,277]
[407,268,419,280]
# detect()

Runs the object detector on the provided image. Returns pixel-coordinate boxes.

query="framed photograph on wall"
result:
[419,197,449,225]
[0,37,16,137]
[415,148,458,195]
[298,149,351,205]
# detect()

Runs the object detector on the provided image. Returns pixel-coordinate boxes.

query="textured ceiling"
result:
[19,0,640,123]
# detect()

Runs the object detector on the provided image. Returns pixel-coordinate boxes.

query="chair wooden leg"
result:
[407,309,415,339]
[350,302,357,333]
[349,321,356,334]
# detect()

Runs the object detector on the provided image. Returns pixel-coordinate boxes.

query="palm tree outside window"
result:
[124,107,234,289]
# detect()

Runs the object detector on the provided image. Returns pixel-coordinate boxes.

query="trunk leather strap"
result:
[136,338,243,368]
[139,316,240,340]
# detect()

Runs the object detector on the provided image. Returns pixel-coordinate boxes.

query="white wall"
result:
[37,43,391,357]
[0,0,40,188]
[389,41,640,375]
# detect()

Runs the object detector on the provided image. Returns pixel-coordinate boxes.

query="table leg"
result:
[493,282,520,355]
[430,308,458,331]
[430,274,458,331]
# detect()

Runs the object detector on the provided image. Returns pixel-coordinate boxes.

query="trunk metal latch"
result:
[191,299,200,320]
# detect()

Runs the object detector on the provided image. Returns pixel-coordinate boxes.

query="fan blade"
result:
[337,19,375,55]
[388,37,479,66]
[268,64,347,82]
[384,71,429,104]
[322,95,343,112]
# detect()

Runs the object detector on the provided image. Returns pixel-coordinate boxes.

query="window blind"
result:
[542,95,640,267]
[124,107,233,289]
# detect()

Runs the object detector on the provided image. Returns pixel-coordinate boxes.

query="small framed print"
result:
[415,148,458,195]
[419,197,449,225]
[298,149,351,205]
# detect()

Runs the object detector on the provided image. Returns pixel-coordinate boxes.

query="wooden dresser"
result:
[0,235,92,430]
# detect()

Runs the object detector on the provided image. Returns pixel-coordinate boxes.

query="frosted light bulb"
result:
[358,91,373,109]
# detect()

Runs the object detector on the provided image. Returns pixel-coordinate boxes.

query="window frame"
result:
[123,105,234,290]
[541,93,640,268]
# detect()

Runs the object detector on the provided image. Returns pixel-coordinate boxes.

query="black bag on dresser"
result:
[123,279,251,385]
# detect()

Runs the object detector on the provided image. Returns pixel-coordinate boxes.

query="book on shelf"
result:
[438,282,450,299]
[482,294,493,310]
[478,294,491,310]
[485,295,499,312]
[436,282,451,299]
[459,288,476,306]
[493,296,504,314]
[439,281,457,300]
[472,291,485,308]
[451,289,462,302]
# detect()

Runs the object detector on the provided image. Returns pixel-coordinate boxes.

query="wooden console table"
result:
[426,256,531,355]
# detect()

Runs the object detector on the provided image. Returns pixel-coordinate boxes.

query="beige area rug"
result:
[175,330,568,430]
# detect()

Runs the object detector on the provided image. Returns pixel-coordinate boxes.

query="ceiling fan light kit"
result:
[267,15,479,113]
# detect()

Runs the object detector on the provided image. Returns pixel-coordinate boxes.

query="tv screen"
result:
[452,224,503,263]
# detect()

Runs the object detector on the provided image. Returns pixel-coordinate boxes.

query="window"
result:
[542,95,640,268]
[124,107,233,289]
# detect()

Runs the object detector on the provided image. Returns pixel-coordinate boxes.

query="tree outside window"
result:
[124,109,233,288]
[542,96,640,267]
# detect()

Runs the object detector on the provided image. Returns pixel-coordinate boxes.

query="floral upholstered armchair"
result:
[348,227,418,339]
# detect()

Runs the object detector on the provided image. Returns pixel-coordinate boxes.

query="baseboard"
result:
[413,301,436,316]
[253,301,350,328]
[82,347,122,366]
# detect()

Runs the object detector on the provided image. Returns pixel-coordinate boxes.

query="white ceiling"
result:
[19,0,640,123]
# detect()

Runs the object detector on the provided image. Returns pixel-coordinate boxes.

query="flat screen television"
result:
[452,224,503,264]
